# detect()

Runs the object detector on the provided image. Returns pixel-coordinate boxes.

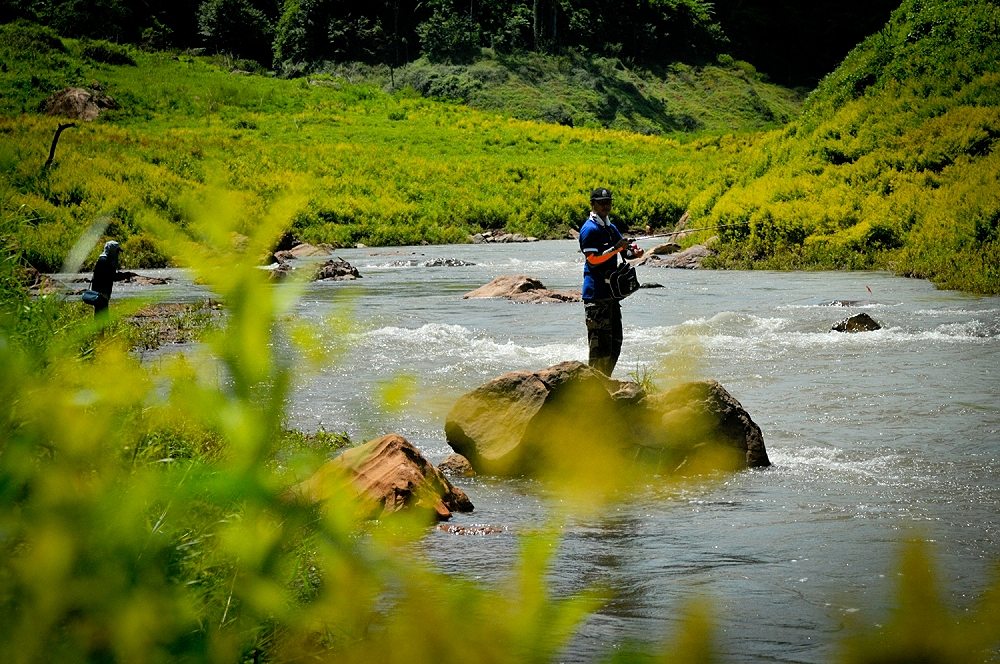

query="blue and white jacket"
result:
[579,211,628,301]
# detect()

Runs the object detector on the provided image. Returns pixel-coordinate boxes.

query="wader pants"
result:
[584,299,622,376]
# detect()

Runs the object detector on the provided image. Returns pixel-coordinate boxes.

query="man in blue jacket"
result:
[578,188,643,376]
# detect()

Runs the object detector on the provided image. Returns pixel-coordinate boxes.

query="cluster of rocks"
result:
[471,231,538,244]
[314,258,361,281]
[262,243,365,283]
[386,258,476,268]
[289,361,771,525]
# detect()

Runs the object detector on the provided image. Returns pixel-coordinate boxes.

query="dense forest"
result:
[3,0,899,85]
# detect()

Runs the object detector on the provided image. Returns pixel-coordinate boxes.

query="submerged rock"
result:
[471,231,538,244]
[290,433,474,521]
[313,258,361,281]
[118,272,170,286]
[263,261,294,282]
[69,271,171,287]
[464,275,581,303]
[444,361,769,478]
[832,312,882,332]
[424,258,476,267]
[438,453,476,477]
[436,523,505,535]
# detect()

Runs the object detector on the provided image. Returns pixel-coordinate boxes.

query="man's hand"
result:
[614,238,630,251]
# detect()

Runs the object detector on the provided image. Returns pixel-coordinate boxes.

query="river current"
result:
[128,240,999,662]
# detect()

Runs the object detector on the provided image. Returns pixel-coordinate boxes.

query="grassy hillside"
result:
[0,21,731,272]
[695,0,1000,292]
[392,51,803,135]
[1,0,998,293]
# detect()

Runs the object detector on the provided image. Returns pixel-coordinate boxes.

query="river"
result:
[130,240,1000,662]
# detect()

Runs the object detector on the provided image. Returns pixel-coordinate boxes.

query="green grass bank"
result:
[1,0,998,293]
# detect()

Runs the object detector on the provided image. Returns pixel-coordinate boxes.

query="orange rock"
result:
[292,434,473,521]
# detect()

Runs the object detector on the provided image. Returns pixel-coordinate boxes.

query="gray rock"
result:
[313,258,361,281]
[42,87,118,120]
[471,231,539,244]
[424,258,476,267]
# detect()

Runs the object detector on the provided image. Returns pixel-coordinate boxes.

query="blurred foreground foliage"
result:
[3,184,1000,662]
[0,191,613,662]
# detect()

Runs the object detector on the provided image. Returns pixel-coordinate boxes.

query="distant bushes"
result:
[78,38,136,66]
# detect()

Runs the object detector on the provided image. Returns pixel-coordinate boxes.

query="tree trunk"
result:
[43,122,77,171]
[533,0,541,50]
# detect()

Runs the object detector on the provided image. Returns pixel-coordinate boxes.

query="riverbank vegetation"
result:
[2,0,997,292]
[702,0,1000,293]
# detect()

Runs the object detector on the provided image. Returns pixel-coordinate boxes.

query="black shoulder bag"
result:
[608,260,640,299]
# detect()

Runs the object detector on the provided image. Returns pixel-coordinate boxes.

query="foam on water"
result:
[767,445,906,483]
[355,322,585,371]
[638,313,999,358]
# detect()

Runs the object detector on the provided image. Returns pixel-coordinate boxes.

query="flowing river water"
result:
[121,240,998,662]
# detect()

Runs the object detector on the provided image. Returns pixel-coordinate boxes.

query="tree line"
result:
[3,0,900,85]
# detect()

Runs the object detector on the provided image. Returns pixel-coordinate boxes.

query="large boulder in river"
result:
[464,275,581,303]
[444,361,769,478]
[290,434,474,521]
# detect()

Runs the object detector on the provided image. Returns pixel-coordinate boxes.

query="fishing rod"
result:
[634,223,746,240]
